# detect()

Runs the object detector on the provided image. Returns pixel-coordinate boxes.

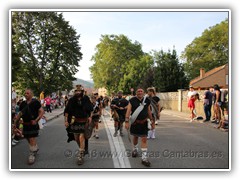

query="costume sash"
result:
[130,95,147,124]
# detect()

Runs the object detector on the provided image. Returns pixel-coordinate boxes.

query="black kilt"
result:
[23,124,39,138]
[69,122,86,134]
[130,119,148,137]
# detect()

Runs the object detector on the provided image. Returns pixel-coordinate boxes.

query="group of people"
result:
[12,84,162,167]
[12,83,229,168]
[63,85,162,167]
[110,87,161,166]
[187,84,228,131]
[40,91,65,112]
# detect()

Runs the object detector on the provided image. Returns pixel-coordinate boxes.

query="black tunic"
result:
[19,99,41,138]
[111,97,129,122]
[129,96,150,137]
[64,95,93,134]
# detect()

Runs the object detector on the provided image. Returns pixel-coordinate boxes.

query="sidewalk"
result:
[43,107,64,121]
[162,109,228,131]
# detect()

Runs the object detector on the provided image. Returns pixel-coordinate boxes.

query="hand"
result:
[88,117,92,124]
[125,121,129,130]
[31,120,37,125]
[65,121,69,127]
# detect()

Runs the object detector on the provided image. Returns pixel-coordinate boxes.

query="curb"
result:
[46,111,64,121]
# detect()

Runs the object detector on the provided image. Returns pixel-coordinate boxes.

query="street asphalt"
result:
[11,107,229,170]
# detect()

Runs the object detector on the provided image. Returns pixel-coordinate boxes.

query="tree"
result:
[181,19,228,80]
[12,12,82,95]
[90,34,144,93]
[153,49,188,92]
[119,54,154,93]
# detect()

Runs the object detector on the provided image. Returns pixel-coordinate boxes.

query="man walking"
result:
[125,88,154,167]
[64,85,93,165]
[14,88,44,165]
[110,91,129,137]
[147,87,161,139]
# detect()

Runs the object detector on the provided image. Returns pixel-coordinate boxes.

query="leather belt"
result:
[74,117,88,123]
[132,118,147,125]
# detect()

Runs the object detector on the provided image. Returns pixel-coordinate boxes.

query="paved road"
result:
[11,108,229,170]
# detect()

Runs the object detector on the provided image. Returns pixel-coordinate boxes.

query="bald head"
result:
[25,88,33,101]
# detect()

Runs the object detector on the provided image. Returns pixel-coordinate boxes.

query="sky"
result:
[62,10,229,81]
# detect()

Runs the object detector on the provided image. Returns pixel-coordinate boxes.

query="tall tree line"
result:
[90,19,228,94]
[90,34,188,93]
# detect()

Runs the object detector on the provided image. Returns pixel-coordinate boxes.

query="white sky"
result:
[62,10,228,81]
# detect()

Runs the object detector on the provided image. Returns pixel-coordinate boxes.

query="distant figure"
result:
[110,91,129,137]
[44,95,52,113]
[203,86,213,122]
[187,86,197,122]
[40,91,45,106]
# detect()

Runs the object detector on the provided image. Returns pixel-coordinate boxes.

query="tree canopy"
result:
[90,34,145,93]
[12,12,82,96]
[153,49,188,92]
[181,19,229,80]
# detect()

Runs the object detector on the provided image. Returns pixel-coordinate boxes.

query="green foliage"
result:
[119,54,154,93]
[90,34,145,93]
[12,12,82,96]
[153,49,188,92]
[181,19,228,80]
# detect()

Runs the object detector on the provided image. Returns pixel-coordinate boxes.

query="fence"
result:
[156,90,207,117]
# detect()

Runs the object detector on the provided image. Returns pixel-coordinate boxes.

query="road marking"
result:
[102,110,131,168]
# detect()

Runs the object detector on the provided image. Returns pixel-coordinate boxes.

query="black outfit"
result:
[46,104,52,113]
[111,97,129,122]
[64,95,93,134]
[19,99,41,138]
[129,97,151,137]
[204,90,213,121]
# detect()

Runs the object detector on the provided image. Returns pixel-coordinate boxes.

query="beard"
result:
[75,92,83,98]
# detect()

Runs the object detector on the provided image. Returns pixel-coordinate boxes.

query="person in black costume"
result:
[13,88,44,165]
[110,91,129,137]
[125,88,154,167]
[64,85,93,165]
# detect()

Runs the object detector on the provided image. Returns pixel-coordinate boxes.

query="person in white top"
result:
[187,86,198,122]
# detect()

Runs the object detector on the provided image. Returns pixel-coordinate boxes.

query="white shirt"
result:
[12,91,17,100]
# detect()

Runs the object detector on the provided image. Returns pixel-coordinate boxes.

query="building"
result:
[190,64,229,90]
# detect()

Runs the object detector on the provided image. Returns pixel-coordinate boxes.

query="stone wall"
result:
[157,90,208,117]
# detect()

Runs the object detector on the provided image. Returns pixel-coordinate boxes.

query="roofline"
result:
[190,64,228,85]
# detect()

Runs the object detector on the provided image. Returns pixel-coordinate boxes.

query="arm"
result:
[35,107,44,122]
[31,107,44,125]
[215,91,220,104]
[125,103,132,130]
[147,105,154,122]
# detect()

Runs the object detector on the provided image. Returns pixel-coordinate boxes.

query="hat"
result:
[189,85,193,88]
[75,84,84,92]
